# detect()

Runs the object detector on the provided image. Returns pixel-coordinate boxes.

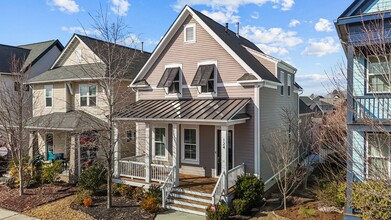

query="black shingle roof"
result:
[0,45,29,73]
[190,7,280,83]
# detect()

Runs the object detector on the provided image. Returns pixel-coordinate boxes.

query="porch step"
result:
[167,197,210,209]
[172,187,212,197]
[170,191,213,204]
[166,203,206,216]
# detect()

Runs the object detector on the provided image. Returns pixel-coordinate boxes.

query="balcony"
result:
[353,96,391,123]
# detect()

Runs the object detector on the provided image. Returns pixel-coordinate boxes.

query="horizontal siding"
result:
[33,83,66,116]
[62,41,101,66]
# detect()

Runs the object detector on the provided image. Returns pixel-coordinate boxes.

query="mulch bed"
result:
[0,183,77,212]
[275,201,343,220]
[70,194,155,220]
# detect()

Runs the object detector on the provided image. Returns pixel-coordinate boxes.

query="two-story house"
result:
[26,34,150,182]
[336,1,391,219]
[112,6,301,215]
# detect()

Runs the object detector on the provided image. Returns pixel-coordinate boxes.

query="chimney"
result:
[225,23,228,33]
[141,42,144,53]
[236,22,240,38]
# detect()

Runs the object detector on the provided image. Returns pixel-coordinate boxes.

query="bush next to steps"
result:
[206,204,230,220]
[235,174,264,208]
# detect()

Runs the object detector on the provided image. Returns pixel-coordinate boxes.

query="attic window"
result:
[184,24,196,43]
[75,49,82,63]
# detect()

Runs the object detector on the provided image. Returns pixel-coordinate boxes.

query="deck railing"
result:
[151,164,173,183]
[353,97,391,121]
[161,166,176,208]
[227,163,245,189]
[212,171,225,205]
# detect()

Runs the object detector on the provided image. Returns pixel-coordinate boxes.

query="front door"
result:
[217,130,233,176]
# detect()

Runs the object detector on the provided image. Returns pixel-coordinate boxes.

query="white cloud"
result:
[61,26,100,35]
[314,18,333,32]
[240,25,302,55]
[111,0,130,16]
[296,73,331,95]
[288,19,300,27]
[122,34,159,49]
[302,37,340,57]
[201,9,240,23]
[296,73,329,82]
[251,11,259,19]
[48,0,79,13]
[280,0,294,11]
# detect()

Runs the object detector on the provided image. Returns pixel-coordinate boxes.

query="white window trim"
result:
[184,23,196,43]
[44,85,53,108]
[75,49,82,63]
[164,64,183,99]
[287,74,292,96]
[279,71,285,96]
[79,84,98,107]
[197,60,218,98]
[152,124,168,161]
[366,132,391,178]
[181,125,200,165]
[366,55,391,94]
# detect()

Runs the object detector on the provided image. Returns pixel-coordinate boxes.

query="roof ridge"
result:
[18,39,57,47]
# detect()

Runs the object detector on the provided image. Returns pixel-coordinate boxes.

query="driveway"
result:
[0,208,38,220]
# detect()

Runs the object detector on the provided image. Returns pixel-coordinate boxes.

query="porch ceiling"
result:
[114,98,251,123]
[26,110,107,131]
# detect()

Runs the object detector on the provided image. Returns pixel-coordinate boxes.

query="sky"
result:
[0,0,354,95]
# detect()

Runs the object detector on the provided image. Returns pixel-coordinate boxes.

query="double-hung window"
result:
[279,71,285,96]
[367,133,391,179]
[182,126,199,164]
[44,85,53,107]
[80,84,97,107]
[287,74,292,96]
[153,127,167,159]
[367,56,390,93]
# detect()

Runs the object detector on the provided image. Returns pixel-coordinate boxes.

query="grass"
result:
[299,206,317,218]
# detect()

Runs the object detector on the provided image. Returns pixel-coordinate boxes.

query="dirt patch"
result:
[274,202,343,220]
[71,195,155,220]
[0,184,77,212]
[24,195,94,220]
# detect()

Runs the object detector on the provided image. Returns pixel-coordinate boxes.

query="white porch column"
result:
[113,123,120,178]
[76,134,81,177]
[28,132,35,161]
[145,123,151,182]
[172,123,180,186]
[69,134,78,183]
[221,125,229,201]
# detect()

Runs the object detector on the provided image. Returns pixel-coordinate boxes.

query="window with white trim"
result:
[126,130,135,142]
[287,74,292,96]
[367,133,391,179]
[184,24,196,43]
[182,127,198,163]
[367,56,390,93]
[44,85,53,107]
[153,127,166,158]
[80,84,97,107]
[75,49,82,63]
[279,71,285,96]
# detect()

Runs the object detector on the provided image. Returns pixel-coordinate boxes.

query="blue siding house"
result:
[336,0,391,219]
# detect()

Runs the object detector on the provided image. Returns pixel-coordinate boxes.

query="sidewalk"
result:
[155,210,205,220]
[0,208,39,220]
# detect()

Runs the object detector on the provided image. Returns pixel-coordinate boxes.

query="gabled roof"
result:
[0,44,29,73]
[132,5,280,86]
[18,40,64,70]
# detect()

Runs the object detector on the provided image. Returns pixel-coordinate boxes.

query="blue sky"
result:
[0,0,353,95]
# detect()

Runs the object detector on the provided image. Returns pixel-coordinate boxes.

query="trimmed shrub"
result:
[145,185,162,204]
[315,181,346,208]
[235,174,264,207]
[206,204,230,220]
[231,199,249,215]
[74,189,93,205]
[78,163,106,192]
[351,180,391,220]
[140,195,159,213]
[41,160,63,184]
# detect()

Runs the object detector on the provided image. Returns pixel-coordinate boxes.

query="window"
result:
[367,56,390,93]
[279,71,285,95]
[191,62,217,96]
[157,65,182,95]
[169,72,180,94]
[184,24,196,43]
[44,85,53,107]
[80,84,97,107]
[287,74,292,96]
[367,133,391,179]
[75,49,82,63]
[126,130,135,143]
[201,72,214,93]
[182,127,198,164]
[153,127,166,158]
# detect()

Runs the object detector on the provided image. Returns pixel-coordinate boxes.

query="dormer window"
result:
[191,61,217,97]
[184,24,196,43]
[157,65,182,96]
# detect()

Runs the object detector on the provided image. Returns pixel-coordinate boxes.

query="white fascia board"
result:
[277,62,297,74]
[50,35,79,69]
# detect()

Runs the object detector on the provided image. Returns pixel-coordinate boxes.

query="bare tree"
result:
[263,107,307,210]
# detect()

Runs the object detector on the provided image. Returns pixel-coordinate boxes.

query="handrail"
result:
[228,163,245,174]
[211,171,225,205]
[227,163,245,189]
[161,166,176,208]
[264,156,299,186]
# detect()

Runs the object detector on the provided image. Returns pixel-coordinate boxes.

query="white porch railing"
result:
[161,166,176,208]
[227,163,245,189]
[212,171,225,205]
[151,164,173,182]
[119,159,146,180]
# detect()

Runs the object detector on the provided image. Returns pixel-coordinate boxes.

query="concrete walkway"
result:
[155,210,205,220]
[0,208,39,220]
